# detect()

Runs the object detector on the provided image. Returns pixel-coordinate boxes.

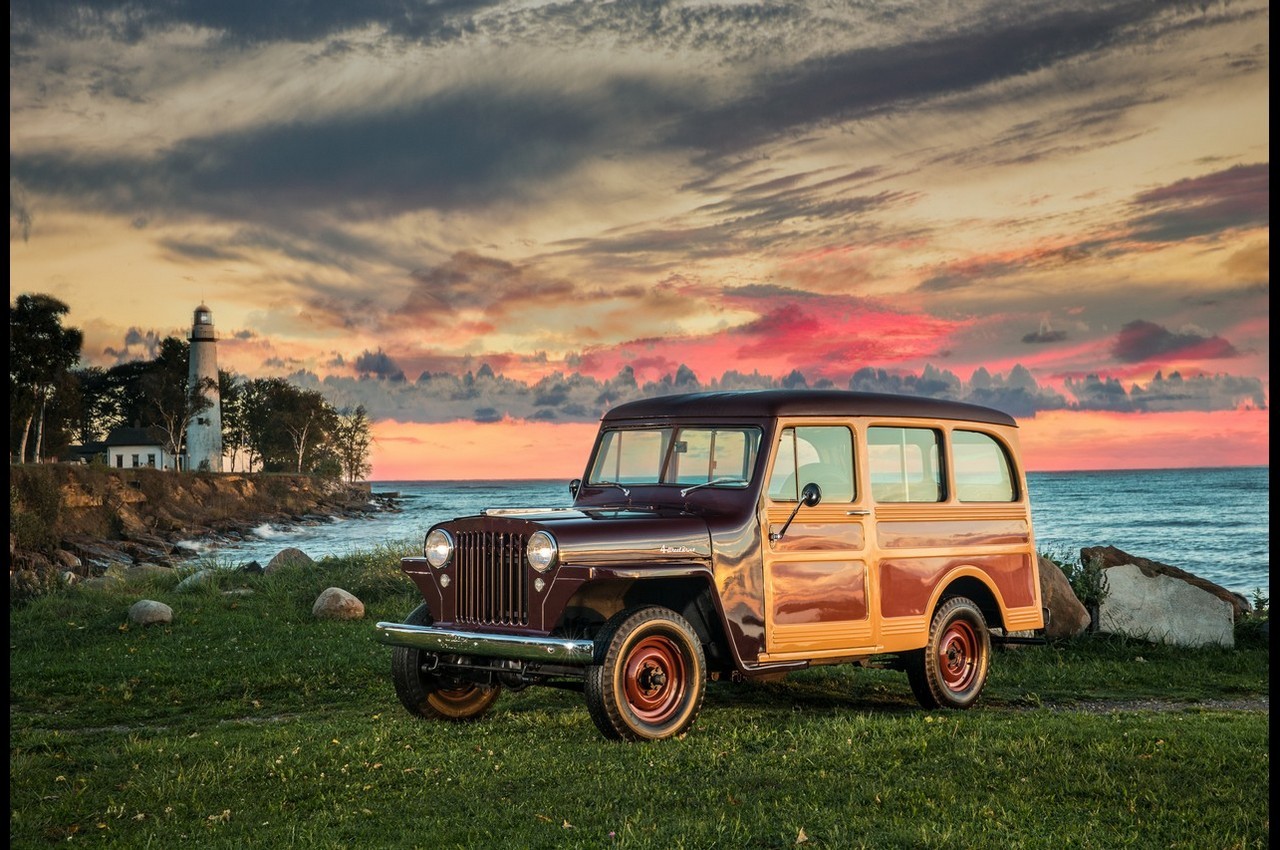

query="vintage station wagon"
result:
[377,390,1045,740]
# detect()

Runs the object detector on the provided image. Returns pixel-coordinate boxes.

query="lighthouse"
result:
[184,303,223,472]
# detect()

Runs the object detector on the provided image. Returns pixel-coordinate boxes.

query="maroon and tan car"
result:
[376,390,1045,740]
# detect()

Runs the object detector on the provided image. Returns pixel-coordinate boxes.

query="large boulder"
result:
[1037,555,1091,639]
[1081,546,1249,620]
[312,587,364,620]
[1097,563,1234,648]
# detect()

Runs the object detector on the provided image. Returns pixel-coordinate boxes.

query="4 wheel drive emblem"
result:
[659,545,695,554]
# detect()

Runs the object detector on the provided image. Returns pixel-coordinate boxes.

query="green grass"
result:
[10,549,1270,849]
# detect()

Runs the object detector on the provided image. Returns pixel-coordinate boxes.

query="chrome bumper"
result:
[374,622,596,664]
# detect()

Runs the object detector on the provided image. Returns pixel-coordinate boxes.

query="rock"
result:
[61,570,80,586]
[174,569,218,593]
[222,588,255,597]
[129,599,173,626]
[124,563,174,583]
[1081,545,1249,620]
[52,549,83,570]
[64,537,133,569]
[265,547,315,574]
[240,560,264,574]
[312,587,364,620]
[1098,563,1235,648]
[1037,555,1091,639]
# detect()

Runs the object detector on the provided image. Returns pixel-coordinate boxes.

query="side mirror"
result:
[770,482,822,542]
[569,478,581,498]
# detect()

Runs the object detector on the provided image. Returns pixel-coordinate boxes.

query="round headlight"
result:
[526,531,558,573]
[424,529,454,568]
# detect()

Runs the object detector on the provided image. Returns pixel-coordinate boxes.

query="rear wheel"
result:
[391,603,502,721]
[585,607,707,741]
[905,596,990,709]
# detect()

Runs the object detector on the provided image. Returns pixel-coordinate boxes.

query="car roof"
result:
[602,389,1018,427]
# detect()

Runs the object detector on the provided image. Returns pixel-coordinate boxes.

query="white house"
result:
[103,426,181,471]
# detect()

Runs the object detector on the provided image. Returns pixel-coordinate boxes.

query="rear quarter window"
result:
[952,430,1017,502]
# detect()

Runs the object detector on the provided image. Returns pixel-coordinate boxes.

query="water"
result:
[189,467,1270,600]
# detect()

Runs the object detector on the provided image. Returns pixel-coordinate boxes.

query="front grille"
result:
[454,531,529,626]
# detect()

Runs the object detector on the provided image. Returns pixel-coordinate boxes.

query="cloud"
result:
[353,348,405,381]
[1111,320,1240,363]
[1127,162,1269,243]
[283,352,1269,426]
[1065,370,1266,412]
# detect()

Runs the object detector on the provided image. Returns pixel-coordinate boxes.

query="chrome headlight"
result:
[423,529,454,568]
[526,531,558,573]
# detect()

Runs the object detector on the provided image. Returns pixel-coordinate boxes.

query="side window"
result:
[767,426,855,502]
[953,430,1016,502]
[868,427,943,502]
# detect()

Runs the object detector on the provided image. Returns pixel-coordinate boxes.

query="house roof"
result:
[103,426,170,448]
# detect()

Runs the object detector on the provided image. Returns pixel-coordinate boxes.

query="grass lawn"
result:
[9,548,1270,849]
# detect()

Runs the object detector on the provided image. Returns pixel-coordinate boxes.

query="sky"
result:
[10,0,1269,481]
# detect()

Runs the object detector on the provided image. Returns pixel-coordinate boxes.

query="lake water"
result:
[183,466,1270,600]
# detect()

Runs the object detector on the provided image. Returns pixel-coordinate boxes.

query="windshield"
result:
[588,426,762,488]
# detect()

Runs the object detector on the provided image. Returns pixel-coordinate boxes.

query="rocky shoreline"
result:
[52,489,404,574]
[9,465,404,583]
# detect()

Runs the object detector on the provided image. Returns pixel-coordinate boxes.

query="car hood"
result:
[435,506,712,566]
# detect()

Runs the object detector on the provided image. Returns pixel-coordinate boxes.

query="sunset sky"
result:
[10,1,1269,481]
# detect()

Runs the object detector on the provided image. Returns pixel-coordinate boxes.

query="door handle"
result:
[846,509,870,516]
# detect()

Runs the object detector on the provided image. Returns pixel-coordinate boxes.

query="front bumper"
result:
[374,621,595,664]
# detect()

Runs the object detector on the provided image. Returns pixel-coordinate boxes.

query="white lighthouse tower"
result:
[184,303,223,472]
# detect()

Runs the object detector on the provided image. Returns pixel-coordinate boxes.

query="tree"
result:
[239,378,337,474]
[10,294,83,462]
[69,366,126,445]
[331,406,373,483]
[219,372,246,472]
[278,388,337,474]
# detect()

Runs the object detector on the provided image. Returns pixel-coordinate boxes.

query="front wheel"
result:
[905,596,990,709]
[585,607,707,741]
[391,603,502,721]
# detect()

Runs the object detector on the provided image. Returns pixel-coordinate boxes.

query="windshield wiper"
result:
[680,478,748,497]
[589,480,631,497]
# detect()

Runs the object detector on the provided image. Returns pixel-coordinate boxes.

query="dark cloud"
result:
[159,238,247,262]
[1127,163,1269,242]
[666,2,1173,158]
[1022,329,1068,344]
[353,348,405,382]
[1112,320,1239,363]
[10,75,687,223]
[9,0,493,46]
[403,252,575,322]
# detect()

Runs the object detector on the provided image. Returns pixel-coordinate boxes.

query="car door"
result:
[759,422,876,660]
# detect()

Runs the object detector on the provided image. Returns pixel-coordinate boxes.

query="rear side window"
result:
[953,430,1017,502]
[868,427,943,502]
[767,426,855,502]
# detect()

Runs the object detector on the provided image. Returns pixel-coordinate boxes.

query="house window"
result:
[147,454,156,468]
[132,454,140,468]
[116,454,124,468]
